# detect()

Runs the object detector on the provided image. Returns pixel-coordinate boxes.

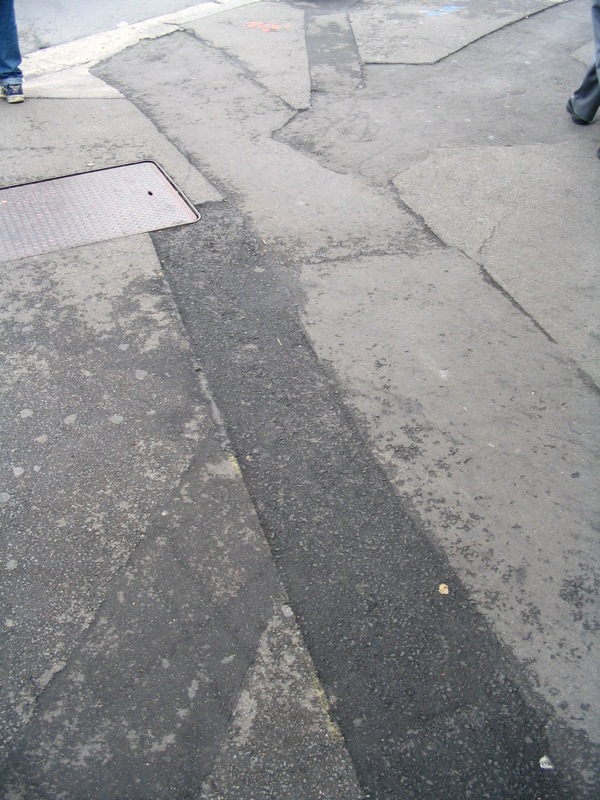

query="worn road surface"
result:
[1,0,599,797]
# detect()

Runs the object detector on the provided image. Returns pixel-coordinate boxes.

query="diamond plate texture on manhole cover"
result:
[0,161,200,263]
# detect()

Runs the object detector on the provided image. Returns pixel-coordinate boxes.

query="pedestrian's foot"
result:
[0,84,24,104]
[597,147,600,160]
[566,97,588,125]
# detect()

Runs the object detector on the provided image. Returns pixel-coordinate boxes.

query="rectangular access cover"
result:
[0,161,200,263]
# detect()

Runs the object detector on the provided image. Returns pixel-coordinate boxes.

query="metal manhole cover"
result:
[0,161,200,263]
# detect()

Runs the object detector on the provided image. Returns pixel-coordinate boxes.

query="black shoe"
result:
[566,97,590,125]
[597,147,600,159]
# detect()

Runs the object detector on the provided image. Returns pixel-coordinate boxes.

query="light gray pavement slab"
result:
[302,248,600,743]
[394,142,600,383]
[200,612,362,800]
[1,234,205,756]
[95,31,428,263]
[349,0,567,63]
[572,40,596,65]
[0,98,220,205]
[24,67,124,100]
[184,1,311,110]
[279,5,599,181]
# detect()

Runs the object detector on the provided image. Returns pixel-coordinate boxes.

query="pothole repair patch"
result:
[0,161,200,263]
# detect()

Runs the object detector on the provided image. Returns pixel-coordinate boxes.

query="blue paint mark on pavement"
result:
[420,5,465,16]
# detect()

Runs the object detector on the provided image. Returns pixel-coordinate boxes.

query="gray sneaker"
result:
[0,84,25,104]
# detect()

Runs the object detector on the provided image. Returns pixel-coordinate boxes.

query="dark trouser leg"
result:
[571,0,600,121]
[572,61,600,122]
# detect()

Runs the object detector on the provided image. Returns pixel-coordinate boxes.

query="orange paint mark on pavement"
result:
[245,21,286,33]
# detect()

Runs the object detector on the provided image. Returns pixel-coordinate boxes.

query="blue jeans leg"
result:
[572,0,600,121]
[0,0,23,86]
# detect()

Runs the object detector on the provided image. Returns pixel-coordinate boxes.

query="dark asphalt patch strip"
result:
[152,202,568,800]
[301,0,365,91]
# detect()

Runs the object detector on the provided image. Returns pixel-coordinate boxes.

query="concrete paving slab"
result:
[349,0,566,64]
[280,2,594,186]
[94,32,427,263]
[25,66,123,99]
[200,612,362,800]
[0,98,221,206]
[393,143,600,384]
[301,248,600,747]
[0,235,207,757]
[185,1,311,110]
[572,40,596,66]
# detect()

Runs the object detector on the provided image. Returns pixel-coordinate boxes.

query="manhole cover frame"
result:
[0,160,201,263]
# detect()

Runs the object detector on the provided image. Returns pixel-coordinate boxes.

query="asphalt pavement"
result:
[1,0,599,798]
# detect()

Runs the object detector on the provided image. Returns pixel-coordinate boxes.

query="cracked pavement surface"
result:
[1,0,599,797]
